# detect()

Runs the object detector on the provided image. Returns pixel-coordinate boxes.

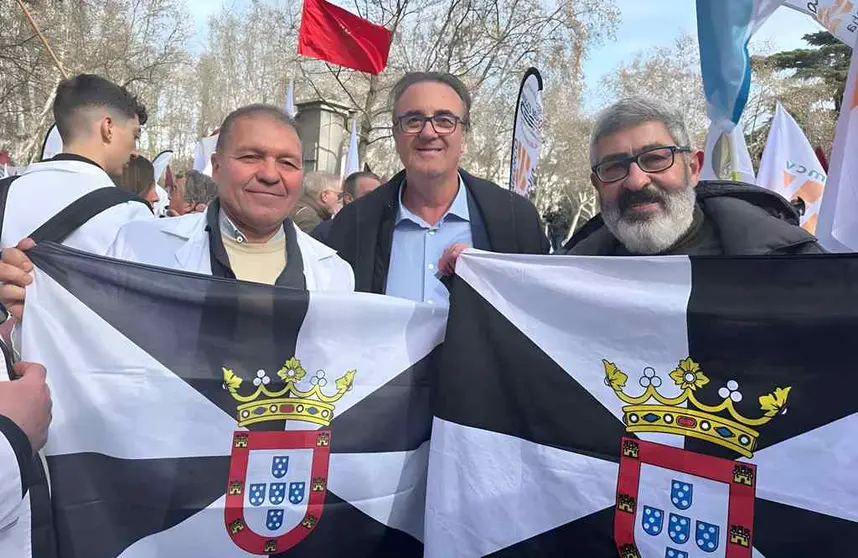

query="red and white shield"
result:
[225,430,331,555]
[614,437,756,558]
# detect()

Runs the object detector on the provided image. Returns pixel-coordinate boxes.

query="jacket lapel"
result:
[358,171,402,294]
[167,214,213,274]
[460,169,517,252]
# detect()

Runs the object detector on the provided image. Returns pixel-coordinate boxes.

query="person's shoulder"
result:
[118,212,201,239]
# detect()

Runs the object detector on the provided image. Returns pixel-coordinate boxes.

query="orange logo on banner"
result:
[513,139,531,194]
[783,171,796,189]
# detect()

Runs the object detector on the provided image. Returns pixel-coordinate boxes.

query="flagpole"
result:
[14,0,68,80]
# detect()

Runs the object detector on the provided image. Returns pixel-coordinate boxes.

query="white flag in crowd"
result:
[757,102,826,232]
[780,0,858,46]
[699,123,756,183]
[816,31,858,251]
[193,132,219,177]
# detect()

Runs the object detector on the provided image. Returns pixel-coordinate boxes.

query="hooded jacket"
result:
[562,181,825,256]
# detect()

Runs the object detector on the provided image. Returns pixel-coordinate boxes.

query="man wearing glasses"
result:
[326,72,548,305]
[563,97,824,256]
[293,171,346,233]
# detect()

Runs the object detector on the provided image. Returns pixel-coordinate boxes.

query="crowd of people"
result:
[0,68,823,553]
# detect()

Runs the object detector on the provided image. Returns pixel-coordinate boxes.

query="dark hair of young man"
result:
[53,74,148,144]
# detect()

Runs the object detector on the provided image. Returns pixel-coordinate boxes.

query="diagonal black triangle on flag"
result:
[682,256,858,555]
[29,244,430,556]
[486,508,617,557]
[687,256,858,454]
[438,279,630,464]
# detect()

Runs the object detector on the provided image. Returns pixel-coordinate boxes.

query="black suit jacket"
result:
[326,168,550,294]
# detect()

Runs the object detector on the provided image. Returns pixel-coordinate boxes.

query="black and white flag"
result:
[22,243,445,557]
[427,250,858,557]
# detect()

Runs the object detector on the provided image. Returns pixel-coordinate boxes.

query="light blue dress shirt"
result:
[385,176,473,306]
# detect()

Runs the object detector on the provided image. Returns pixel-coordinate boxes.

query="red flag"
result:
[297,0,392,75]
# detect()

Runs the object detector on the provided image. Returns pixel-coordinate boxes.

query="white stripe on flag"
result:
[328,443,429,541]
[425,417,618,558]
[748,412,858,523]
[118,495,254,557]
[455,250,693,447]
[24,269,239,460]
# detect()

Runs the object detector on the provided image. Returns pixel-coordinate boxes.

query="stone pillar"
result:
[294,100,351,174]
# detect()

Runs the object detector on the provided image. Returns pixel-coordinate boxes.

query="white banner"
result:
[781,0,858,46]
[509,68,543,197]
[699,123,756,183]
[757,102,826,232]
[41,123,63,161]
[193,133,219,177]
[816,32,858,251]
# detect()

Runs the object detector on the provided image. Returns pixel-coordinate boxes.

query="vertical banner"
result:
[756,102,826,233]
[509,67,543,197]
[815,32,858,251]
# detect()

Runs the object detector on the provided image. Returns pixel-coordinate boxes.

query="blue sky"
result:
[186,0,823,92]
[583,1,822,84]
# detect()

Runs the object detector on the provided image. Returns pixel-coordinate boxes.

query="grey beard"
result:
[600,183,697,255]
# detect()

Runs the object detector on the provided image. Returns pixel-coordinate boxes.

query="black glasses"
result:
[592,145,690,183]
[394,113,466,135]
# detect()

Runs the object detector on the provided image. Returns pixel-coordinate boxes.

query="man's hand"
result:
[0,362,52,452]
[0,239,35,321]
[438,243,470,277]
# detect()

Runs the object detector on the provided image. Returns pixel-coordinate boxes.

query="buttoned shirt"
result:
[385,176,473,306]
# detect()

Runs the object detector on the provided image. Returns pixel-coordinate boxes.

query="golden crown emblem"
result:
[604,357,791,458]
[223,357,356,428]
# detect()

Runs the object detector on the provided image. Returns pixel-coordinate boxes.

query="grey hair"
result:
[590,97,692,165]
[302,171,342,198]
[216,103,299,152]
[183,170,218,205]
[389,72,472,129]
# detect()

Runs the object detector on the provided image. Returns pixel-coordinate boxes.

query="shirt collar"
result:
[49,153,105,171]
[396,173,470,227]
[218,207,284,244]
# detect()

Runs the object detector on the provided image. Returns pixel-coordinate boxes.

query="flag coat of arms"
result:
[426,250,858,557]
[21,243,446,557]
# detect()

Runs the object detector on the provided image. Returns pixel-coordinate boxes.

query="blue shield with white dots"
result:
[271,456,289,479]
[266,509,285,531]
[664,548,688,558]
[668,513,691,545]
[268,483,286,505]
[670,480,693,510]
[289,482,306,505]
[695,520,720,553]
[641,505,664,536]
[248,483,266,507]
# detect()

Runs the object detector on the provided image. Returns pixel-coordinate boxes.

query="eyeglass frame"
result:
[392,112,468,136]
[591,145,692,184]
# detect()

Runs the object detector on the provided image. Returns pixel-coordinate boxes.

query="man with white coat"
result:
[0,74,153,254]
[0,104,353,321]
[105,103,354,290]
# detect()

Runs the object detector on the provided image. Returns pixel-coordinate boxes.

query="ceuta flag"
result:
[426,250,858,557]
[297,0,392,75]
[22,243,444,557]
